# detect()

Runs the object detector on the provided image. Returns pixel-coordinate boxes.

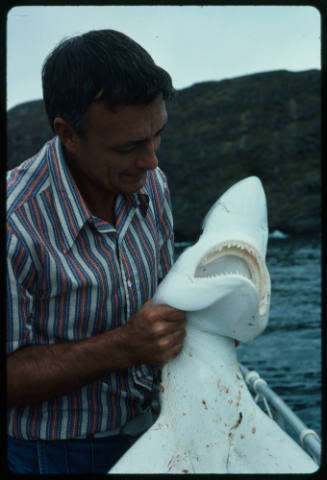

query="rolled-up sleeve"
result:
[7,227,35,355]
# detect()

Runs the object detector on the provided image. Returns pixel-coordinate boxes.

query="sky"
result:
[6,5,321,111]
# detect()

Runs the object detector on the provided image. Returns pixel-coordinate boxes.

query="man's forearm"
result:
[7,300,186,408]
[7,327,132,407]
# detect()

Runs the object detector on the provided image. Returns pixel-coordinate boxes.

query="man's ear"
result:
[53,117,80,155]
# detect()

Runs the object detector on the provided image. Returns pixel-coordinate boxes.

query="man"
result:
[7,29,186,474]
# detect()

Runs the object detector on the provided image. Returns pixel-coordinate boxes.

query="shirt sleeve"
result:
[7,227,35,355]
[157,171,175,282]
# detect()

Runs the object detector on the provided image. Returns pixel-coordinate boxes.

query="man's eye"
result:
[116,145,136,154]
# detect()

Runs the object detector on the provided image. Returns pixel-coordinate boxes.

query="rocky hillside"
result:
[7,101,54,171]
[7,69,321,240]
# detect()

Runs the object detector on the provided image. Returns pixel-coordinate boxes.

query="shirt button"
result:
[127,279,132,288]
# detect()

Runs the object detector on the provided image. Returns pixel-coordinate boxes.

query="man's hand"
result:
[122,300,187,366]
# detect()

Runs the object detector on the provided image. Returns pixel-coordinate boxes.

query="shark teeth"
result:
[195,271,251,280]
[198,271,245,277]
[197,240,261,268]
[194,240,267,294]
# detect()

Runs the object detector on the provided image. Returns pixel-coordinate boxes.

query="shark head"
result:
[153,176,271,342]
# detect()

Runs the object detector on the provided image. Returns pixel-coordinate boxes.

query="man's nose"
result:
[135,140,159,170]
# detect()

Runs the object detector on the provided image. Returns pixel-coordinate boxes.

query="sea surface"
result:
[175,233,322,438]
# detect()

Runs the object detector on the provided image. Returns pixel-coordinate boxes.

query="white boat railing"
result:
[239,363,321,465]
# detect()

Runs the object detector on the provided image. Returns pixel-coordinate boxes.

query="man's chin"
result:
[121,173,148,192]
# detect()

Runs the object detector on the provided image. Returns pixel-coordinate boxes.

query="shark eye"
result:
[195,253,252,279]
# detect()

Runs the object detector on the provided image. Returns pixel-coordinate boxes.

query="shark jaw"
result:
[154,234,270,343]
[194,239,270,319]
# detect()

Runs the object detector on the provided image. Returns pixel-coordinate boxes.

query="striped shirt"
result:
[7,136,174,440]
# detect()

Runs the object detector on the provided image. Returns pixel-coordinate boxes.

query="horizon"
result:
[7,67,320,112]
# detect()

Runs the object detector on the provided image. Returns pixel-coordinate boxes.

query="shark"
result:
[109,176,318,474]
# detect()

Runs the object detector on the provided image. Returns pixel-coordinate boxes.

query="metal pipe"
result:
[239,363,321,465]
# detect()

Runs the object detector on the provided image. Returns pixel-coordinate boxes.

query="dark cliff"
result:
[7,69,321,240]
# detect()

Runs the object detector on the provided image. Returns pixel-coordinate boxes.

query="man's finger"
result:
[156,304,187,323]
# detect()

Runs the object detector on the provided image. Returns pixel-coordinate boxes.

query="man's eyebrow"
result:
[112,122,167,149]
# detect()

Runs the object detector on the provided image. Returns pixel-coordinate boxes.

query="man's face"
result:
[67,95,167,196]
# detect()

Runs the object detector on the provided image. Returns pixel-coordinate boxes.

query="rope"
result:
[245,371,273,418]
[261,395,273,418]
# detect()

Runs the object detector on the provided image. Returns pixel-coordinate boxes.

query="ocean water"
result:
[175,234,322,437]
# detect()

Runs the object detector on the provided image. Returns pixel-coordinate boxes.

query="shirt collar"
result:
[128,187,150,217]
[47,136,150,252]
[47,137,92,252]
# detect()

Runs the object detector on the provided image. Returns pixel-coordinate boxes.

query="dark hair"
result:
[42,29,174,135]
